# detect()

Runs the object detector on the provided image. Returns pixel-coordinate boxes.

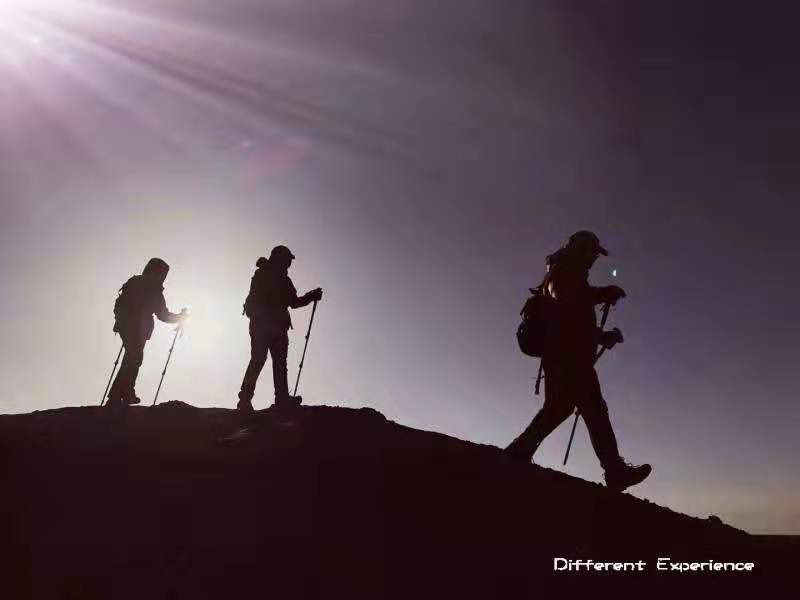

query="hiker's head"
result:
[566,230,607,267]
[269,245,295,270]
[142,258,170,284]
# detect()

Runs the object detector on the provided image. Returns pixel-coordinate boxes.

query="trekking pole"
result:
[100,343,124,407]
[563,302,612,465]
[152,323,184,407]
[293,299,318,396]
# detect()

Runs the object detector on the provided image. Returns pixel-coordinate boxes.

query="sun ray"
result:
[1,0,416,177]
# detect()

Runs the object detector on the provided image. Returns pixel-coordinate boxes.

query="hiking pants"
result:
[511,360,622,472]
[109,332,146,402]
[240,319,290,401]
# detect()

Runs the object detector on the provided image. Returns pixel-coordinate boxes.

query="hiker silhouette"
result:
[506,231,651,491]
[238,245,322,412]
[106,258,188,408]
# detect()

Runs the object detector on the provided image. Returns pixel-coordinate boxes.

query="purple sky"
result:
[1,0,798,534]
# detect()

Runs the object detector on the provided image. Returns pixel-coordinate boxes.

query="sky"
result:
[1,0,798,534]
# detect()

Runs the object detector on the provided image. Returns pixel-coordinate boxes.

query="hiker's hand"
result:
[178,308,191,323]
[602,285,626,305]
[600,328,624,349]
[308,288,323,302]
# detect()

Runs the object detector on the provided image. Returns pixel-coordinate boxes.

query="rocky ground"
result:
[1,401,794,598]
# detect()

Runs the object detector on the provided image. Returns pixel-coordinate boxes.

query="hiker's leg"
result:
[240,321,268,401]
[109,332,143,403]
[575,368,623,472]
[124,336,146,400]
[108,351,127,403]
[507,364,573,458]
[507,404,573,458]
[270,331,290,401]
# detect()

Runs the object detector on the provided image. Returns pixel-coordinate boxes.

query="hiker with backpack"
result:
[506,231,651,491]
[106,258,188,408]
[238,245,323,413]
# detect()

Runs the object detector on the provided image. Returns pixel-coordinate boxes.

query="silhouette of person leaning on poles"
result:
[106,258,188,408]
[238,245,323,413]
[506,231,651,491]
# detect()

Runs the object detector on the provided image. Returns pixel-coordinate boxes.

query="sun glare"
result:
[1,0,74,12]
[0,0,87,23]
[0,0,93,63]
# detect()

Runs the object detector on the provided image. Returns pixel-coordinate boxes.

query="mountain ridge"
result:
[0,401,793,598]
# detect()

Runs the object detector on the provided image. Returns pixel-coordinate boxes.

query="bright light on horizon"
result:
[1,0,81,11]
[0,0,90,25]
[0,0,99,69]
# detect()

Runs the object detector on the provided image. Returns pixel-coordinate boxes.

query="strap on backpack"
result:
[534,361,544,395]
[531,267,551,395]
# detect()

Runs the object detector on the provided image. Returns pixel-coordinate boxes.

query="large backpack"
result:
[242,257,270,318]
[516,286,554,358]
[113,276,145,332]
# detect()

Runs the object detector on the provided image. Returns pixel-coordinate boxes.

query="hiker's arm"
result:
[598,285,626,306]
[286,279,303,309]
[290,294,312,309]
[154,294,182,324]
[557,271,609,306]
[589,285,607,306]
[549,268,604,305]
[289,283,322,309]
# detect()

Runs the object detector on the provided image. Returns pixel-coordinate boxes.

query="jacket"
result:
[114,274,179,340]
[542,249,606,364]
[244,260,314,330]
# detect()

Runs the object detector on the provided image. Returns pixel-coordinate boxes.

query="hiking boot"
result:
[604,461,652,491]
[106,391,125,409]
[237,399,254,413]
[125,396,141,406]
[106,398,124,409]
[274,394,302,409]
[504,439,536,464]
[237,391,254,414]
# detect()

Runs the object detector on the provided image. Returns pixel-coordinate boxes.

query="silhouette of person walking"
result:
[238,246,323,412]
[506,231,651,491]
[107,258,188,408]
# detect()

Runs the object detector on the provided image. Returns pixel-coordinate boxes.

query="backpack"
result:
[114,275,158,330]
[516,286,554,358]
[113,277,141,332]
[242,257,269,318]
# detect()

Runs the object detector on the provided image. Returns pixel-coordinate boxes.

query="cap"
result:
[568,230,608,256]
[270,245,296,260]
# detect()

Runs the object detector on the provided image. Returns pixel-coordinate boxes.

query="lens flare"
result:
[0,0,92,34]
[0,0,88,52]
[0,0,82,15]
